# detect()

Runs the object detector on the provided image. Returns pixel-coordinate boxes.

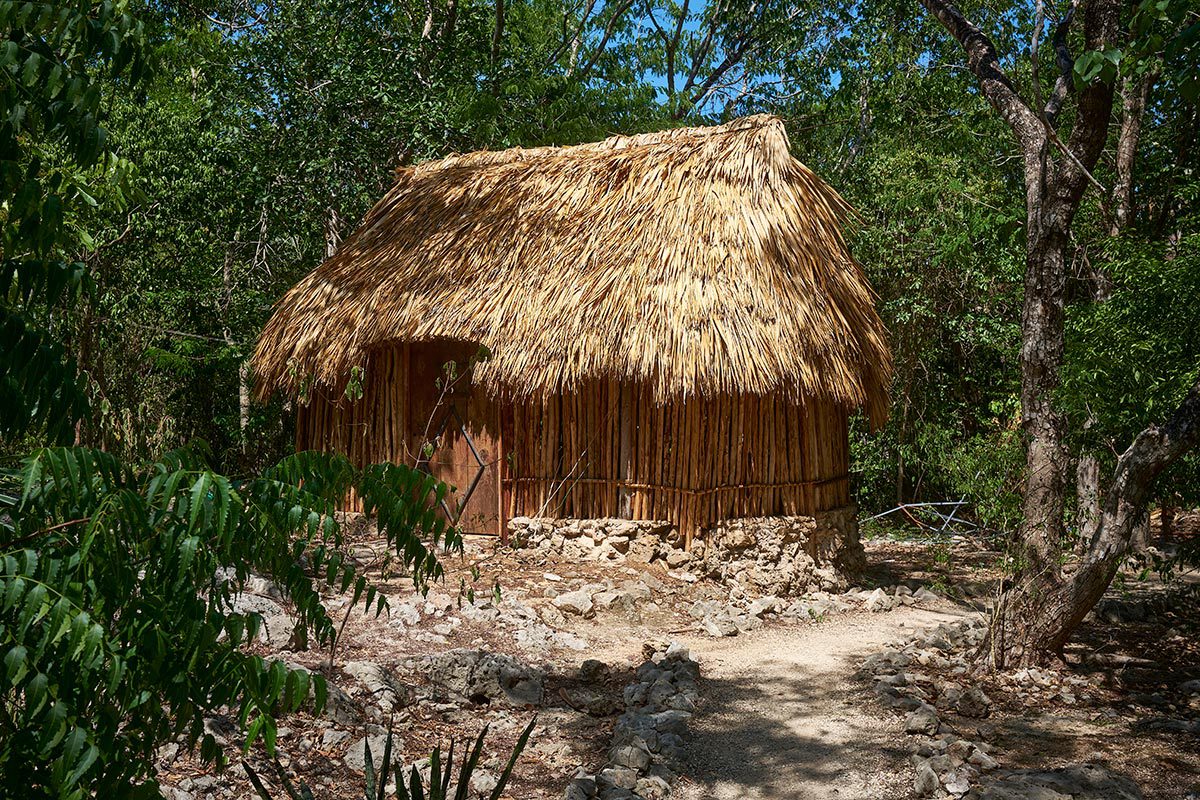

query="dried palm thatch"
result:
[252,114,892,426]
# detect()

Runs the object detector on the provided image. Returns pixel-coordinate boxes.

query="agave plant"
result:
[244,717,537,800]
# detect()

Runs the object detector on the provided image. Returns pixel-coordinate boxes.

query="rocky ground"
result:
[156,527,1200,800]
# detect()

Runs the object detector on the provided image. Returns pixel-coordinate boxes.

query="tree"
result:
[915,0,1200,667]
[0,4,459,796]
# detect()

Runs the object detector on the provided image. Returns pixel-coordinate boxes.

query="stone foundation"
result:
[507,507,864,596]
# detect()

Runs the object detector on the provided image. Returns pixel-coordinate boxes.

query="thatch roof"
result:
[252,114,893,425]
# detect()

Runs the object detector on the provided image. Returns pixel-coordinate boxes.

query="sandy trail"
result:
[674,606,965,800]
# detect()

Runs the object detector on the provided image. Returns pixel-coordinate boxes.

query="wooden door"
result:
[407,341,502,535]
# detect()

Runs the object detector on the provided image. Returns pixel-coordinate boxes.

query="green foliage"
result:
[781,1,1026,519]
[0,446,458,797]
[0,0,146,443]
[1,7,464,797]
[1063,211,1200,506]
[244,717,536,800]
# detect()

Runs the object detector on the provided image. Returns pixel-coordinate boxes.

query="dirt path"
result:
[674,606,966,800]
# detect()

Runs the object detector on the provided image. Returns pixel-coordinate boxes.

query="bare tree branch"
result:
[578,0,637,80]
[1043,2,1077,122]
[916,0,1042,148]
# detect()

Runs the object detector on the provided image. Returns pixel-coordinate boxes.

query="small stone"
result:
[390,602,421,627]
[864,588,891,612]
[469,770,499,796]
[592,590,620,609]
[344,734,390,773]
[913,587,940,604]
[609,743,651,770]
[702,615,738,637]
[579,658,610,682]
[968,749,999,770]
[564,777,596,800]
[747,595,780,617]
[597,765,639,790]
[343,661,402,711]
[635,774,671,800]
[905,707,940,735]
[665,641,690,661]
[553,589,596,617]
[733,613,763,633]
[544,572,563,582]
[649,709,692,734]
[665,550,692,568]
[599,789,636,800]
[914,763,940,796]
[943,770,972,795]
[957,687,991,718]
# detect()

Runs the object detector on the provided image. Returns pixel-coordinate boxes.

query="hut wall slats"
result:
[504,379,852,542]
[296,348,854,542]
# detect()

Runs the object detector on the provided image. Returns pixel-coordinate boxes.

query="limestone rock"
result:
[635,774,671,800]
[420,649,544,707]
[665,550,692,568]
[231,593,296,646]
[553,589,596,617]
[969,765,1143,800]
[915,763,940,796]
[343,661,403,711]
[747,595,779,617]
[564,777,596,800]
[344,734,390,773]
[597,765,638,790]
[701,615,738,637]
[905,707,940,735]
[957,687,991,718]
[579,658,610,682]
[609,743,651,771]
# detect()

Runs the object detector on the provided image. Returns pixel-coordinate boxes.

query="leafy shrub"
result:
[0,447,458,798]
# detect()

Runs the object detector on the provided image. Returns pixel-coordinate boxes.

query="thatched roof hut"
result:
[253,114,892,541]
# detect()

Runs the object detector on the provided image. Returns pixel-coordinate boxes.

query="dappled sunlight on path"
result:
[675,608,965,800]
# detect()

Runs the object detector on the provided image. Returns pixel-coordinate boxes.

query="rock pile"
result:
[862,617,998,798]
[509,510,863,596]
[692,584,942,637]
[702,509,863,595]
[565,642,700,800]
[966,765,1143,800]
[863,618,1144,800]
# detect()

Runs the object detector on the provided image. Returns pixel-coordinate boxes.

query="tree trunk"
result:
[1016,174,1071,567]
[986,376,1200,667]
[1110,72,1153,237]
[490,0,505,69]
[1075,451,1101,555]
[324,206,342,259]
[917,0,1135,669]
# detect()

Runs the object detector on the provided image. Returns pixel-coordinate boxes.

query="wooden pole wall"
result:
[505,380,852,542]
[296,351,853,539]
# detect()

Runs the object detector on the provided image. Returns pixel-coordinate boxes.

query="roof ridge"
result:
[400,114,785,176]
